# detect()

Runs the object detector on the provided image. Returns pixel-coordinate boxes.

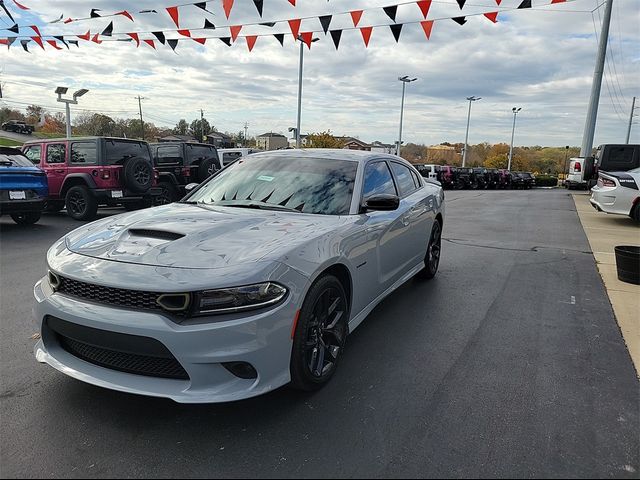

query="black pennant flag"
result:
[101,21,113,36]
[7,36,16,48]
[319,15,332,34]
[0,1,16,23]
[383,6,398,22]
[456,0,466,9]
[194,2,207,10]
[273,33,284,46]
[260,22,276,27]
[90,8,101,18]
[168,39,179,51]
[390,24,403,42]
[20,39,30,52]
[8,23,18,34]
[219,37,232,47]
[68,40,79,47]
[54,35,69,48]
[204,19,215,29]
[330,29,342,50]
[252,0,264,17]
[452,16,467,25]
[518,0,532,8]
[152,31,166,44]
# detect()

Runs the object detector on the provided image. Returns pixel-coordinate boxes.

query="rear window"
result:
[156,145,183,165]
[105,140,151,165]
[0,153,33,167]
[187,145,217,163]
[223,152,242,165]
[600,146,637,171]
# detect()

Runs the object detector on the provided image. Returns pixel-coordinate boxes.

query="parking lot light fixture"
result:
[55,86,89,139]
[508,107,522,171]
[462,96,481,167]
[296,36,320,149]
[397,76,418,156]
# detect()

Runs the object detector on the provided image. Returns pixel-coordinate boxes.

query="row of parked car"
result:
[0,136,258,225]
[416,164,537,190]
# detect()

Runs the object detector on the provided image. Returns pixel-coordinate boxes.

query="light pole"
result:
[55,87,89,138]
[296,35,319,149]
[462,96,481,167]
[508,107,521,171]
[397,76,417,156]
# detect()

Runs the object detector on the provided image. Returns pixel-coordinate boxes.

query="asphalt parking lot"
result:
[1,190,638,478]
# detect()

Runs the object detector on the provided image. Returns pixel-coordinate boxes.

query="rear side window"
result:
[601,146,637,171]
[187,145,217,163]
[46,144,66,164]
[156,145,183,165]
[411,170,422,189]
[390,162,418,197]
[105,140,151,165]
[362,161,397,200]
[70,142,97,165]
[223,152,242,165]
[23,145,42,164]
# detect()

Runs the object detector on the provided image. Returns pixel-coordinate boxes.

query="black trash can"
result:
[615,246,640,285]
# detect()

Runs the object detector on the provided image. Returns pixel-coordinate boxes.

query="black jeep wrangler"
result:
[150,142,221,203]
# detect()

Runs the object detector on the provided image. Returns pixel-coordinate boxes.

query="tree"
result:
[25,104,45,124]
[40,113,65,135]
[74,112,116,136]
[0,107,25,124]
[174,119,189,135]
[306,131,344,148]
[189,118,212,142]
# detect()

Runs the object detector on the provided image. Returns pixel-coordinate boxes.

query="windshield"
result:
[188,155,357,215]
[0,153,33,167]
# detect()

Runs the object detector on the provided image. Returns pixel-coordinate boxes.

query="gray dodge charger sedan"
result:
[34,149,445,403]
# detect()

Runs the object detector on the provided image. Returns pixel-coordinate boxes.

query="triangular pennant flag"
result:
[319,15,332,34]
[230,25,242,42]
[6,36,16,48]
[91,33,102,44]
[166,6,179,27]
[116,10,134,21]
[420,20,434,39]
[20,39,30,52]
[417,1,432,19]
[287,0,295,5]
[288,19,301,40]
[484,12,498,23]
[46,40,63,50]
[360,26,373,47]
[496,0,502,4]
[194,2,207,10]
[551,0,567,3]
[390,24,403,42]
[77,30,90,41]
[64,18,73,24]
[222,0,234,19]
[127,32,140,47]
[330,29,342,50]
[350,10,363,27]
[8,23,19,34]
[54,35,69,48]
[139,9,158,14]
[452,16,466,25]
[49,14,64,24]
[246,35,257,51]
[456,0,466,9]
[0,39,8,46]
[178,29,191,37]
[299,32,313,49]
[193,37,206,45]
[68,40,79,47]
[143,39,156,49]
[383,6,398,22]
[13,0,29,10]
[152,31,166,44]
[204,19,215,29]
[30,25,41,37]
[168,39,179,51]
[90,9,101,18]
[260,22,276,27]
[273,33,284,46]
[219,37,232,47]
[101,21,113,37]
[518,0,531,7]
[252,0,263,17]
[1,2,15,22]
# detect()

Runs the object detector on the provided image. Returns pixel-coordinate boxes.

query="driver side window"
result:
[362,161,397,201]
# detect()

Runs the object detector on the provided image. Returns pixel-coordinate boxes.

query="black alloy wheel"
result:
[65,185,98,221]
[133,163,151,186]
[290,275,348,391]
[418,220,442,280]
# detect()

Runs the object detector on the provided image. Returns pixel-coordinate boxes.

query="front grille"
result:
[48,317,189,380]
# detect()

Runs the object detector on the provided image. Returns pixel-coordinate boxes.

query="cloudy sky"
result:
[1,0,638,148]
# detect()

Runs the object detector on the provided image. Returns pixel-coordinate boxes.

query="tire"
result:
[123,157,153,194]
[154,182,177,206]
[65,185,98,221]
[632,204,640,223]
[290,275,349,392]
[198,158,219,182]
[417,219,442,280]
[10,211,41,225]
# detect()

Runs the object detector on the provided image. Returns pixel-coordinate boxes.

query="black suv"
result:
[456,167,473,189]
[150,142,221,203]
[472,168,489,189]
[520,172,536,189]
[2,120,34,135]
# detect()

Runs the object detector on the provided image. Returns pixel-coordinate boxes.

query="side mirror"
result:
[362,194,400,212]
[184,183,199,193]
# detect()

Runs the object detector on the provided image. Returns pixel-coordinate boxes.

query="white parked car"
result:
[218,148,262,167]
[590,167,640,222]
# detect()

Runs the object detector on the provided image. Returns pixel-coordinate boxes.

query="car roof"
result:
[149,141,213,147]
[23,136,148,145]
[248,148,413,166]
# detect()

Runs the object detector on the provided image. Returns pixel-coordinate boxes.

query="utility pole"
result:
[462,96,481,167]
[397,76,417,156]
[244,122,249,146]
[136,96,145,140]
[580,0,613,158]
[626,96,636,144]
[508,107,522,171]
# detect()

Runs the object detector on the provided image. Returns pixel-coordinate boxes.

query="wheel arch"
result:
[61,174,96,198]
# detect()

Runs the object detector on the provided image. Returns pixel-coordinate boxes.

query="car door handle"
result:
[54,169,65,174]
[401,215,410,227]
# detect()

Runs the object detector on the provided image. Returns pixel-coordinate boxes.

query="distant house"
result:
[257,132,288,151]
[205,132,235,148]
[157,134,195,143]
[337,137,371,151]
[425,144,458,164]
[370,141,395,154]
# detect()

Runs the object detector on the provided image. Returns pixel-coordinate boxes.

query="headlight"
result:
[193,282,287,315]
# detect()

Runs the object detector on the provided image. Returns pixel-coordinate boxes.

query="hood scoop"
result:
[128,229,185,242]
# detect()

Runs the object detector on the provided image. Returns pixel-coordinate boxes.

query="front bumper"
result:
[33,261,307,403]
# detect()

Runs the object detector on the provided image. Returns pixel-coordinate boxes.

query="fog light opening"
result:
[223,362,258,380]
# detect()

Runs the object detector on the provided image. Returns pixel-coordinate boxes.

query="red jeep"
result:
[22,137,161,220]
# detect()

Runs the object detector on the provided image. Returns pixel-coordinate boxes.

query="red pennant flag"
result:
[64,18,74,24]
[127,32,140,47]
[77,30,91,41]
[287,0,296,5]
[13,0,29,10]
[495,0,502,4]
[91,33,102,44]
[484,12,498,23]
[0,39,8,45]
[288,19,301,39]
[230,25,242,42]
[178,29,192,37]
[246,35,257,52]
[550,0,566,3]
[143,39,156,49]
[193,37,207,45]
[116,10,134,21]
[360,27,373,47]
[31,36,45,50]
[417,1,432,19]
[166,6,179,27]
[46,40,63,51]
[30,25,41,37]
[350,10,363,27]
[420,20,434,40]
[223,0,234,19]
[299,32,313,49]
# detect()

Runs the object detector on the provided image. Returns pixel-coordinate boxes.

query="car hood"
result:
[64,203,351,269]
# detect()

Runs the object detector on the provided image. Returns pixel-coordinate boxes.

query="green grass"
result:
[0,138,23,147]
